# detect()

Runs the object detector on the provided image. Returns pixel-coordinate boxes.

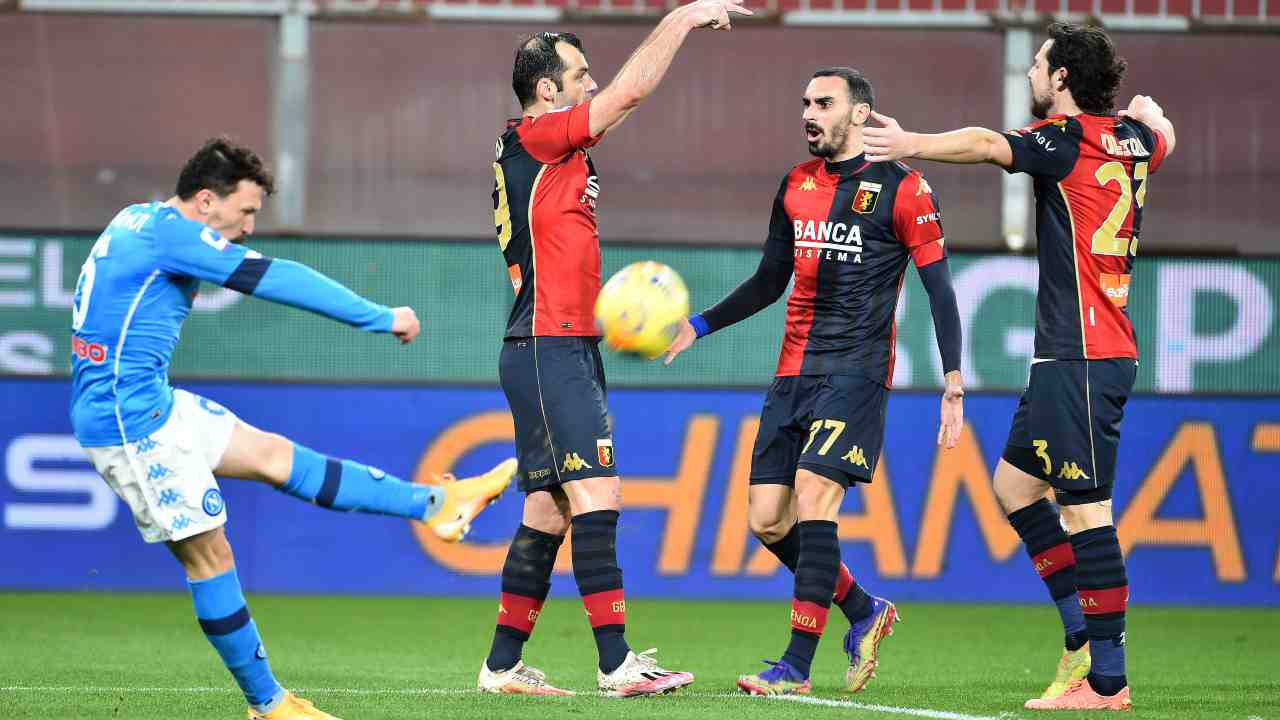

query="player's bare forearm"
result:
[911,128,1014,167]
[865,112,1013,168]
[588,13,695,137]
[588,0,749,137]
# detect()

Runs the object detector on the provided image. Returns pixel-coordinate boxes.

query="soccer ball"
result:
[594,261,690,359]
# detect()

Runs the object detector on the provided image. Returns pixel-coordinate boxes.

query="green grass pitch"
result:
[1,593,1276,719]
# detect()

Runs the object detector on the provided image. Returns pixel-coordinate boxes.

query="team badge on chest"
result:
[852,181,882,214]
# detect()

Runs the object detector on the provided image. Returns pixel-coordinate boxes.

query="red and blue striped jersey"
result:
[493,101,603,339]
[766,156,946,386]
[1004,113,1169,360]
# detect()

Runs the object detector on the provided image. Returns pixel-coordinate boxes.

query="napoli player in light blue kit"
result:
[69,137,515,720]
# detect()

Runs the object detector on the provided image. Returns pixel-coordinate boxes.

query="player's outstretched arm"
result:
[864,111,1014,168]
[662,253,791,365]
[1118,94,1176,159]
[588,0,751,138]
[155,222,416,342]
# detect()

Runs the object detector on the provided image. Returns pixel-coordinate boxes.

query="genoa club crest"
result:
[597,438,615,468]
[852,181,882,214]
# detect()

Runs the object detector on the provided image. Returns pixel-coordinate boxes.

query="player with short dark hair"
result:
[479,0,750,697]
[665,67,965,696]
[864,22,1175,712]
[70,136,514,720]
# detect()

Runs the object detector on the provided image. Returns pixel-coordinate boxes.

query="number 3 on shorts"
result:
[1032,439,1052,476]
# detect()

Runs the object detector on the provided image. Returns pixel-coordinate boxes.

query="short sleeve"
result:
[1003,117,1081,181]
[515,100,600,164]
[892,171,946,268]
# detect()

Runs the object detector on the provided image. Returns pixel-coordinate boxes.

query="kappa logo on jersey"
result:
[915,176,933,197]
[800,176,818,191]
[597,438,614,468]
[842,446,869,469]
[852,181,882,214]
[1101,273,1131,307]
[1058,461,1091,481]
[562,452,593,473]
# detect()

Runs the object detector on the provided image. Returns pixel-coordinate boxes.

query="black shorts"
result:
[500,337,618,493]
[1002,358,1137,504]
[750,374,889,488]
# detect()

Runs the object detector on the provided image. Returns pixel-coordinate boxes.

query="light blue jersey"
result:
[70,202,393,447]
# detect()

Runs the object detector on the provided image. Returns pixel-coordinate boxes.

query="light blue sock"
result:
[280,444,443,521]
[188,568,284,713]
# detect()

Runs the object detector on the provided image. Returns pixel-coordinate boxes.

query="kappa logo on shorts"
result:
[1057,461,1091,481]
[202,488,225,516]
[561,452,593,473]
[842,446,869,469]
[597,438,615,468]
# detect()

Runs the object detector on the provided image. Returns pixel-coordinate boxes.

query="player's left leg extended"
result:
[214,419,512,542]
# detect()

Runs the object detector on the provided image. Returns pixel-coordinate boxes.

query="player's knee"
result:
[258,432,295,485]
[748,507,791,544]
[522,491,571,535]
[793,469,844,521]
[171,529,235,580]
[993,458,1047,514]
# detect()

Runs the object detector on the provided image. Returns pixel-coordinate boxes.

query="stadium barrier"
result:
[2,234,1278,393]
[3,377,1277,606]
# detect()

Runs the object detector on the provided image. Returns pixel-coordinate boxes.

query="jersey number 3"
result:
[1091,160,1148,257]
[71,233,112,332]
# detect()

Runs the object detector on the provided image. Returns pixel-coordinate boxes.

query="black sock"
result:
[572,510,631,674]
[1008,499,1087,649]
[780,520,839,678]
[763,524,800,572]
[486,525,562,672]
[1072,525,1128,695]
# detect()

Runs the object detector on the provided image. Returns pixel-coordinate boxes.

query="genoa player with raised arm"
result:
[479,0,750,698]
[665,67,965,696]
[69,137,514,720]
[864,23,1175,712]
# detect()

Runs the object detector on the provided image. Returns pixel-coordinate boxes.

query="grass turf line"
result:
[0,594,1276,720]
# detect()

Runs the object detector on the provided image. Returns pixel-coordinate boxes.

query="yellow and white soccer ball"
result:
[594,261,690,359]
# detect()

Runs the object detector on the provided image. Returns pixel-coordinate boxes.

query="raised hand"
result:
[683,0,753,30]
